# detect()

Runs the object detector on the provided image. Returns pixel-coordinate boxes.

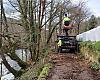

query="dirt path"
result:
[47,53,100,80]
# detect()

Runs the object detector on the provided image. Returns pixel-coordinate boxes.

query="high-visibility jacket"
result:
[64,17,71,22]
[57,40,62,47]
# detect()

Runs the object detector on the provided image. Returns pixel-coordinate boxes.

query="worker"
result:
[63,14,72,36]
[57,38,62,52]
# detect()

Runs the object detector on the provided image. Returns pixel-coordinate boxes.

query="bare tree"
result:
[0,1,90,78]
[68,1,90,34]
[0,0,20,77]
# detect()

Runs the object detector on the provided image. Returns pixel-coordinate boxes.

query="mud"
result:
[47,53,100,80]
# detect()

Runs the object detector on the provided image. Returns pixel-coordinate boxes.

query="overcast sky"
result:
[3,0,100,18]
[72,0,100,17]
[87,0,100,17]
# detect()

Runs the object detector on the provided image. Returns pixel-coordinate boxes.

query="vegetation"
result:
[37,63,52,80]
[80,41,100,70]
[80,41,100,52]
[0,0,93,78]
[90,62,100,71]
[80,15,100,33]
[95,41,100,51]
[15,54,51,80]
[88,15,98,30]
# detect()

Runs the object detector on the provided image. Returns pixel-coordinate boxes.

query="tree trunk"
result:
[36,29,41,60]
[3,40,29,69]
[59,6,63,35]
[7,53,29,69]
[47,22,60,44]
[0,52,19,77]
[77,23,80,34]
[0,0,3,48]
[48,0,53,45]
[0,0,20,77]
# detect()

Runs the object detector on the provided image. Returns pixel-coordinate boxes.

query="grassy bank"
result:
[80,41,100,70]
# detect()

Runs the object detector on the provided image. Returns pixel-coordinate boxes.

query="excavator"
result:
[57,35,79,53]
[57,14,79,53]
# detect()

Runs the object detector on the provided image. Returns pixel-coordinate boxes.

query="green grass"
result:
[90,62,100,71]
[80,41,100,52]
[94,41,100,51]
[80,41,100,66]
[37,63,52,80]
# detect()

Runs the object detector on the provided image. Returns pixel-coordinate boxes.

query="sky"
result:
[72,0,100,17]
[2,0,100,19]
[87,0,100,17]
[3,0,20,19]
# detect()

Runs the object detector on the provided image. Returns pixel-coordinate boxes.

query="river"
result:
[0,49,31,80]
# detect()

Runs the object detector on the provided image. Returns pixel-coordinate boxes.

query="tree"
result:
[69,1,90,34]
[0,0,20,77]
[0,0,91,77]
[88,15,97,30]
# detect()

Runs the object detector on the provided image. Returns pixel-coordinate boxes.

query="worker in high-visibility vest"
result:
[57,38,62,52]
[63,14,72,36]
[57,39,62,47]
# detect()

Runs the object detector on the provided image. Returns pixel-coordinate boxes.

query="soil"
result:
[47,53,100,80]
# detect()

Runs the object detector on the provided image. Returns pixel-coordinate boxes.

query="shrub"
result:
[90,62,100,71]
[37,63,52,80]
[94,42,100,51]
[98,57,100,63]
